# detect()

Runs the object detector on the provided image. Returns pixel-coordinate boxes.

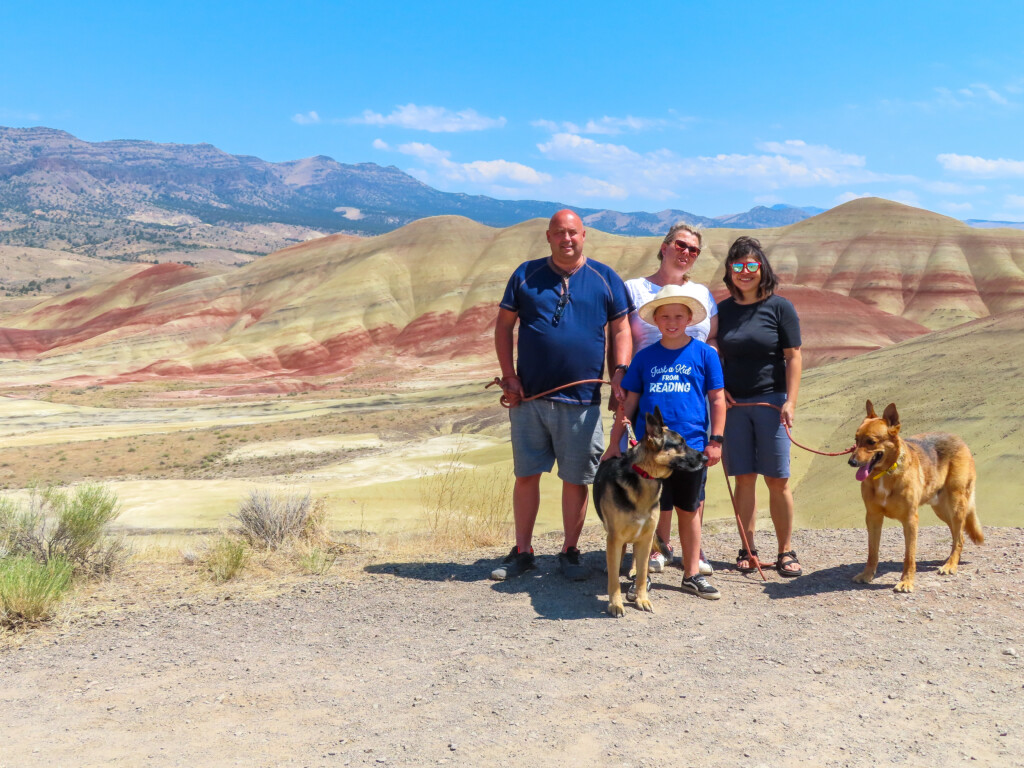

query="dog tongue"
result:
[856,464,871,482]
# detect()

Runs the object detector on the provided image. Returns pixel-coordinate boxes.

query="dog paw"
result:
[893,579,915,593]
[937,563,957,576]
[635,597,654,613]
[607,602,625,618]
[852,570,874,584]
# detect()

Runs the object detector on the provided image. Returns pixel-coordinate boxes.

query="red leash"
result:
[721,401,855,581]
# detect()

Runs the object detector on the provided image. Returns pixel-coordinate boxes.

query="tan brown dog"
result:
[848,400,983,592]
[593,407,707,616]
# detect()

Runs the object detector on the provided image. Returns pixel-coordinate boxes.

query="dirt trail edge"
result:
[2,527,1022,768]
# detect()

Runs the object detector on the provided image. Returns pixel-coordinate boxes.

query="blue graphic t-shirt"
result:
[621,339,724,451]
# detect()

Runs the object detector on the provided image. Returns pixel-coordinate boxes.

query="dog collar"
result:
[632,464,653,479]
[870,453,902,480]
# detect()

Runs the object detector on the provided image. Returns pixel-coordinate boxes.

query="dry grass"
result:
[420,438,512,551]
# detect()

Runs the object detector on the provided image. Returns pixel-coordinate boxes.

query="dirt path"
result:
[2,526,1022,768]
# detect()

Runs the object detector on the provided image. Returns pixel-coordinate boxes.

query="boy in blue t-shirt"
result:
[604,285,726,600]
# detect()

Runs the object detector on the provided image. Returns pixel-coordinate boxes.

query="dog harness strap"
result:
[632,464,653,479]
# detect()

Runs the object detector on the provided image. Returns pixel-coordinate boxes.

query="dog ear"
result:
[882,403,901,431]
[647,407,665,435]
[865,400,877,418]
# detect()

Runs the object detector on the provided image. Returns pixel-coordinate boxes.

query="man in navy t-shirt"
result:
[491,209,632,581]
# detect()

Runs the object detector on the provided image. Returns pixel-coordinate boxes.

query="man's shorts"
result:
[659,466,707,513]
[722,391,791,478]
[509,398,603,485]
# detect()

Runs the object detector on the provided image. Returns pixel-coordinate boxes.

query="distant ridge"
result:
[0,126,820,267]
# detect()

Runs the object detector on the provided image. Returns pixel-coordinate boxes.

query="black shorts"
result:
[659,466,707,513]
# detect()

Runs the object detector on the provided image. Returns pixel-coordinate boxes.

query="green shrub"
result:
[43,485,126,575]
[297,546,335,575]
[207,536,249,583]
[0,555,74,627]
[0,485,126,576]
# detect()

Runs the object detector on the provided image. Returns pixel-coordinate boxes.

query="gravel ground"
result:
[2,526,1022,768]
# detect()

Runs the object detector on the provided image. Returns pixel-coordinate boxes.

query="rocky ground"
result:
[2,526,1022,768]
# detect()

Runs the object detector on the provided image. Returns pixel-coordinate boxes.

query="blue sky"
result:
[3,1,1024,221]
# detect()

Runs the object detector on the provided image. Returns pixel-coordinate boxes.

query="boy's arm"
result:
[705,387,726,467]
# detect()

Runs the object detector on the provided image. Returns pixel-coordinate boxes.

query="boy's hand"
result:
[704,441,722,467]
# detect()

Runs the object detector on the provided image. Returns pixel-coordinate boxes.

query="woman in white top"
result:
[624,222,717,576]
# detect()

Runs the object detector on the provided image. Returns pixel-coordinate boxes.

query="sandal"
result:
[776,550,802,578]
[736,549,759,573]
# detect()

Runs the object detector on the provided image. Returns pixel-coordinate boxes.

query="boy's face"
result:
[653,304,692,339]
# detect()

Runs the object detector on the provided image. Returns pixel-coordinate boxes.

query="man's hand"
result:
[611,366,626,405]
[500,375,524,407]
[601,444,621,462]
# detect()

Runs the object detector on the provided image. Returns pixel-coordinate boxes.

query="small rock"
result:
[1003,647,1017,657]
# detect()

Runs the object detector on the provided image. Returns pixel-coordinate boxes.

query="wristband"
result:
[708,434,725,445]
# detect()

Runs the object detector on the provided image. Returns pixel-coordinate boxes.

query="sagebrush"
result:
[233,489,327,549]
[206,535,249,583]
[0,485,126,576]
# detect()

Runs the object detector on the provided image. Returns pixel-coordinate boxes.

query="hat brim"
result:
[637,295,708,328]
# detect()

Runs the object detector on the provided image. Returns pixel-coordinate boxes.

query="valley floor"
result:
[2,526,1022,768]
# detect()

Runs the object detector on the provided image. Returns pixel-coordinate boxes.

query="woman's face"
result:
[660,230,701,273]
[728,257,763,295]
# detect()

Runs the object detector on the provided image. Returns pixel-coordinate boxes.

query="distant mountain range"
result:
[0,126,1018,266]
[0,126,830,263]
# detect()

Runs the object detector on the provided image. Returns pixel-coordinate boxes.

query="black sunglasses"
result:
[552,290,570,326]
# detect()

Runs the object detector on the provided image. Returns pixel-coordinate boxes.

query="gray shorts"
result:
[509,399,603,485]
[722,392,791,478]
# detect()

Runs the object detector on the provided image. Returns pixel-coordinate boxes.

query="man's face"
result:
[546,212,585,263]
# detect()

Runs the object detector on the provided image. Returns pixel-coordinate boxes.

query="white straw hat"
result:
[637,284,708,327]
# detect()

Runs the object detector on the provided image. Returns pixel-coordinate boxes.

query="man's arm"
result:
[495,307,524,406]
[607,314,632,402]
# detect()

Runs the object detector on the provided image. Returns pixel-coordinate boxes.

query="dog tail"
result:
[965,486,984,545]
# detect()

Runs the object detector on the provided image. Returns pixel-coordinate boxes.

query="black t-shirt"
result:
[717,294,801,398]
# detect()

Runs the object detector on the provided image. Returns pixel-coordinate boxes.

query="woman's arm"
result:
[705,387,726,467]
[780,347,802,427]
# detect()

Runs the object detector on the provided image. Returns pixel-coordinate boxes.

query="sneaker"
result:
[627,574,652,602]
[557,546,591,581]
[490,546,536,581]
[681,574,720,600]
[649,550,667,573]
[698,559,714,576]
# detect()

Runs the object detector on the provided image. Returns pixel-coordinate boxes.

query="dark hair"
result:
[722,236,779,300]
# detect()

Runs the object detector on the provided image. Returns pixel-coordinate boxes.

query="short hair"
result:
[722,236,779,300]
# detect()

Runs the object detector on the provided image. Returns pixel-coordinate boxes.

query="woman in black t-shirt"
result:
[717,237,803,578]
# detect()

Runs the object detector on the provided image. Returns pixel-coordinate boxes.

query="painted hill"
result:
[3,198,1021,391]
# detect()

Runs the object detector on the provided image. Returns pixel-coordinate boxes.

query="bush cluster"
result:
[0,485,125,628]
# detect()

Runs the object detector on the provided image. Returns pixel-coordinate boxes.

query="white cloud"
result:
[937,153,1024,177]
[392,141,550,186]
[292,111,321,125]
[576,177,629,199]
[537,135,891,200]
[372,138,390,150]
[921,180,986,195]
[1005,194,1024,212]
[397,141,452,163]
[532,115,667,136]
[461,160,551,185]
[940,201,974,214]
[350,104,506,132]
[835,192,874,204]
